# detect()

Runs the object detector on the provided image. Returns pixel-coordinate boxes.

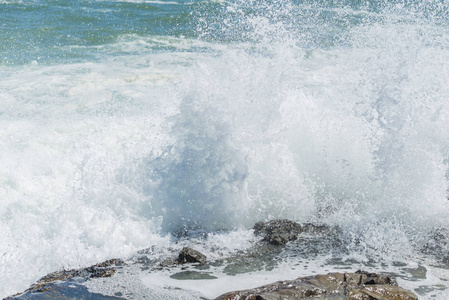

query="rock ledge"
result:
[215,270,417,299]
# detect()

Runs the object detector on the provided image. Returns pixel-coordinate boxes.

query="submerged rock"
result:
[170,270,218,280]
[215,270,417,299]
[253,219,333,245]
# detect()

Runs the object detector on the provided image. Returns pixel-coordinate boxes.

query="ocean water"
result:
[1,0,449,298]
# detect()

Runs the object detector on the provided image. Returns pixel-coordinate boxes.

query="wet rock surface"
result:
[4,221,427,299]
[5,259,125,299]
[253,219,335,246]
[4,282,123,300]
[178,247,207,265]
[254,219,303,245]
[157,247,208,269]
[215,270,418,300]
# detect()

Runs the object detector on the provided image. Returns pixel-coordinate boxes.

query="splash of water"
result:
[145,0,449,257]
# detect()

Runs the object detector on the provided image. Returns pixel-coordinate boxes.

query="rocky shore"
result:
[4,220,420,300]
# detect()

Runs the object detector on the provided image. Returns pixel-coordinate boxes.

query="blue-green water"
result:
[2,0,197,64]
[1,0,449,298]
[5,0,449,66]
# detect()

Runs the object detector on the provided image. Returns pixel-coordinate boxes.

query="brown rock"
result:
[214,271,417,300]
[360,284,418,299]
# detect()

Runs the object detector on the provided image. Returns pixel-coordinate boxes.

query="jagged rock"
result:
[253,219,332,245]
[94,258,125,268]
[11,258,125,297]
[156,247,207,269]
[353,284,418,299]
[254,219,303,245]
[214,271,418,300]
[351,270,394,285]
[159,257,178,268]
[177,247,207,265]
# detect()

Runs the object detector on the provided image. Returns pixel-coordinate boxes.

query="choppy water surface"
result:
[1,0,449,298]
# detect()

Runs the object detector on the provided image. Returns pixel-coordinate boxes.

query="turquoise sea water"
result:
[5,0,448,66]
[2,0,449,298]
[2,0,198,65]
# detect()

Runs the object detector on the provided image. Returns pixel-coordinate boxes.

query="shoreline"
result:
[7,220,446,299]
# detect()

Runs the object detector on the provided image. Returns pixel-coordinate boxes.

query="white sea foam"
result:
[0,55,183,296]
[85,250,449,299]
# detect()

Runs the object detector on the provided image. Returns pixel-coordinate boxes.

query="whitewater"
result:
[1,0,449,298]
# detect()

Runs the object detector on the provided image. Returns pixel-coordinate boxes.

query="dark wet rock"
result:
[215,271,418,300]
[351,270,395,285]
[94,258,125,268]
[178,247,207,265]
[8,258,125,298]
[35,258,124,284]
[5,282,124,300]
[156,247,207,269]
[254,219,303,245]
[159,257,178,268]
[253,219,334,246]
